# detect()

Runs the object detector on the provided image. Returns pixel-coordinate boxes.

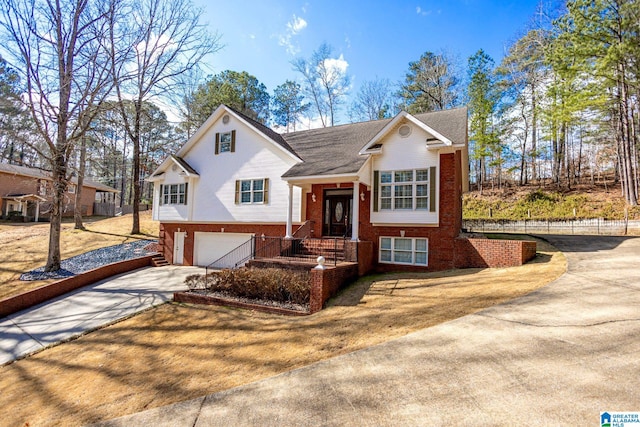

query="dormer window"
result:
[215,130,236,154]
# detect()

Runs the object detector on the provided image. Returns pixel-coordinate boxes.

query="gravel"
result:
[20,240,158,281]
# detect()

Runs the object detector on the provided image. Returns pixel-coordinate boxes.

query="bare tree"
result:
[349,77,395,121]
[292,42,350,127]
[107,0,221,234]
[0,0,113,271]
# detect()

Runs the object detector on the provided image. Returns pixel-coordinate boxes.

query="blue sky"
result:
[194,0,542,114]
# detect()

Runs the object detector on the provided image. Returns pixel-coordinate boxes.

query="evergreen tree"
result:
[399,51,459,113]
[188,70,270,127]
[467,50,502,191]
[271,80,309,132]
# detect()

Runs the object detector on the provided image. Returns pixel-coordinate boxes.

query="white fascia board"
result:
[169,156,199,178]
[147,156,173,181]
[282,172,360,185]
[176,104,228,158]
[405,115,452,146]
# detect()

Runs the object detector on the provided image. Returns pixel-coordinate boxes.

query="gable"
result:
[176,105,301,163]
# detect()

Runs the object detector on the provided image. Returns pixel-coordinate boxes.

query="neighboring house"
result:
[150,104,471,273]
[0,162,119,221]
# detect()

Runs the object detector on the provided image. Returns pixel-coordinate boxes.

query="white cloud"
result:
[416,6,431,16]
[289,15,307,34]
[323,54,349,76]
[279,14,308,55]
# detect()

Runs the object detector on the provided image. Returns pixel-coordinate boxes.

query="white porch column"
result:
[35,201,40,222]
[285,182,293,239]
[351,181,360,241]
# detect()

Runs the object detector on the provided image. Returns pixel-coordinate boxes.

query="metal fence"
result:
[463,219,640,236]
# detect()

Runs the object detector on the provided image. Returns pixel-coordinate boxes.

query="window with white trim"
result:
[219,132,232,152]
[379,237,428,266]
[236,178,268,204]
[160,183,188,205]
[379,169,429,210]
[68,184,76,194]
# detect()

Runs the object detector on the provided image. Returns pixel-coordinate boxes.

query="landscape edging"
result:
[173,291,310,316]
[0,255,154,318]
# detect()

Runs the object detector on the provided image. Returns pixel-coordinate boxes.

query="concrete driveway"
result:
[98,235,640,426]
[0,265,203,365]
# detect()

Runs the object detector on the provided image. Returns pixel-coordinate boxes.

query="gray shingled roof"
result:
[0,162,118,192]
[226,106,300,158]
[171,155,199,175]
[281,107,467,178]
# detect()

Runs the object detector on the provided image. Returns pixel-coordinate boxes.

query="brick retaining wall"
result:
[454,238,536,268]
[0,255,154,318]
[310,262,359,313]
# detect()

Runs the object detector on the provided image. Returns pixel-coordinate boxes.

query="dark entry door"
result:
[324,194,352,237]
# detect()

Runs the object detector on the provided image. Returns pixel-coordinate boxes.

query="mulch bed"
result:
[20,240,157,281]
[174,290,310,316]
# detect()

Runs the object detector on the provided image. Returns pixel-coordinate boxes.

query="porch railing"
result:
[205,234,350,277]
[256,236,346,266]
[205,236,255,275]
[292,220,315,239]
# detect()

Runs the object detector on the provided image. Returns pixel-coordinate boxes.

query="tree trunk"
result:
[531,83,538,182]
[617,68,638,205]
[131,100,141,234]
[74,132,87,230]
[46,151,67,272]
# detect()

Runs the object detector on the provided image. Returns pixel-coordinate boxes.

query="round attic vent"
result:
[398,124,412,137]
[222,114,230,124]
[171,165,178,172]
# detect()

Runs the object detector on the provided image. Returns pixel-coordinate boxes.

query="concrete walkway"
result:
[97,235,640,426]
[0,265,203,365]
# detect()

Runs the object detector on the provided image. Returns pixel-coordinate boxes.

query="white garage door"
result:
[194,232,254,268]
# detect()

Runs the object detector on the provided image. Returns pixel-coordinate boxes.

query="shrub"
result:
[184,268,310,305]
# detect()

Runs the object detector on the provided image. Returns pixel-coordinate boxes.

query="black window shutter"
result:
[429,166,436,212]
[235,180,240,204]
[183,182,188,205]
[231,130,236,152]
[263,178,269,204]
[373,170,379,212]
[215,133,220,155]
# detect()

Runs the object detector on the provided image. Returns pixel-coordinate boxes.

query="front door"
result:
[323,192,352,237]
[173,231,186,265]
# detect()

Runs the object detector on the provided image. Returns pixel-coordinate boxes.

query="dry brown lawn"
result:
[0,237,566,426]
[0,212,158,300]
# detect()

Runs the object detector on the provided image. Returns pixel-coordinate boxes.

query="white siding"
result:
[370,122,439,225]
[156,112,302,224]
[155,168,189,221]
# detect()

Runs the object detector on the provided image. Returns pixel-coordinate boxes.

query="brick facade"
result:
[0,170,99,218]
[304,152,463,272]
